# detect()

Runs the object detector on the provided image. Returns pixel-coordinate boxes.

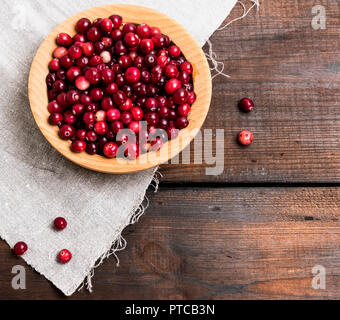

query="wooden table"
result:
[1,0,339,300]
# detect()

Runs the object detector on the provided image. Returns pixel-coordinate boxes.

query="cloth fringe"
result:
[78,169,162,294]
[205,0,259,79]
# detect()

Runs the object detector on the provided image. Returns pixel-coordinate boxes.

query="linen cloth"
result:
[0,0,237,296]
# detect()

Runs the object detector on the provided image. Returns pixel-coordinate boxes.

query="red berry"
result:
[109,15,123,28]
[76,18,92,33]
[53,47,68,59]
[87,27,101,42]
[58,249,72,263]
[124,143,140,160]
[59,124,75,140]
[95,121,108,135]
[238,130,254,146]
[124,32,140,48]
[106,108,121,122]
[125,67,141,83]
[164,64,179,78]
[49,113,63,126]
[136,23,151,39]
[103,142,119,158]
[177,103,191,117]
[68,45,82,59]
[131,106,144,121]
[239,98,254,112]
[75,76,90,91]
[81,42,94,56]
[49,59,60,71]
[165,78,182,95]
[169,45,181,58]
[57,33,73,46]
[101,18,113,32]
[13,242,28,256]
[54,217,67,230]
[72,140,87,153]
[180,61,193,74]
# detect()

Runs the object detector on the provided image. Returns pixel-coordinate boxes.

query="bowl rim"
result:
[28,4,212,174]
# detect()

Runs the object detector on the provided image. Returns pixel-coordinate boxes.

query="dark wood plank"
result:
[1,187,340,300]
[161,0,340,183]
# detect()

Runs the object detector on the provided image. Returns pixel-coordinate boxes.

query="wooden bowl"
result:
[28,4,212,174]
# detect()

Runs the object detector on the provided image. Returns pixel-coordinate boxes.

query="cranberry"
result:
[46,73,56,88]
[72,103,85,116]
[103,142,118,158]
[178,70,190,84]
[122,23,136,35]
[145,98,158,111]
[140,69,151,83]
[101,69,115,83]
[60,55,73,68]
[238,130,254,146]
[58,249,72,263]
[90,88,103,101]
[76,56,89,68]
[56,70,66,81]
[173,88,188,104]
[157,55,168,68]
[13,242,28,256]
[143,54,157,68]
[57,33,73,46]
[177,103,191,117]
[79,94,92,106]
[95,121,108,135]
[145,112,159,126]
[66,90,80,105]
[124,143,140,160]
[72,140,87,153]
[125,67,141,83]
[64,111,76,125]
[128,121,141,134]
[83,112,95,126]
[57,92,68,108]
[116,74,126,88]
[66,66,81,81]
[165,78,181,95]
[181,61,193,74]
[151,27,161,36]
[75,76,90,91]
[96,110,106,122]
[86,103,99,113]
[76,18,91,33]
[111,28,123,41]
[124,32,140,48]
[52,80,66,93]
[118,55,133,69]
[100,51,111,64]
[120,112,133,126]
[89,55,102,66]
[134,55,144,68]
[152,35,166,48]
[73,34,86,43]
[49,58,60,71]
[101,18,113,32]
[102,37,112,48]
[87,27,101,42]
[164,64,179,78]
[111,120,124,134]
[82,42,94,56]
[69,45,82,59]
[120,98,133,111]
[239,98,254,112]
[136,23,151,39]
[131,106,144,121]
[158,105,169,118]
[86,142,98,155]
[59,124,75,140]
[115,40,127,56]
[106,108,121,122]
[106,83,118,95]
[53,47,68,59]
[48,101,62,114]
[187,92,197,104]
[49,113,63,126]
[169,45,181,58]
[175,116,189,129]
[85,68,101,85]
[168,109,177,120]
[113,91,127,106]
[76,129,87,140]
[109,15,123,29]
[54,217,68,230]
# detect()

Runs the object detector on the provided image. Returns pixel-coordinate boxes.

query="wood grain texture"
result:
[1,187,340,300]
[28,4,212,174]
[161,0,340,183]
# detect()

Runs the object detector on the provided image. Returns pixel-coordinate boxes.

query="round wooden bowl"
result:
[28,4,212,174]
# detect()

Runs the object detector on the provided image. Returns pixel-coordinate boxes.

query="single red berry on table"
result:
[54,217,68,230]
[238,130,254,146]
[13,242,28,256]
[58,249,72,263]
[239,98,254,112]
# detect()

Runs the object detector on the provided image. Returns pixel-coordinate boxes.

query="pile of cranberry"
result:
[46,15,196,159]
